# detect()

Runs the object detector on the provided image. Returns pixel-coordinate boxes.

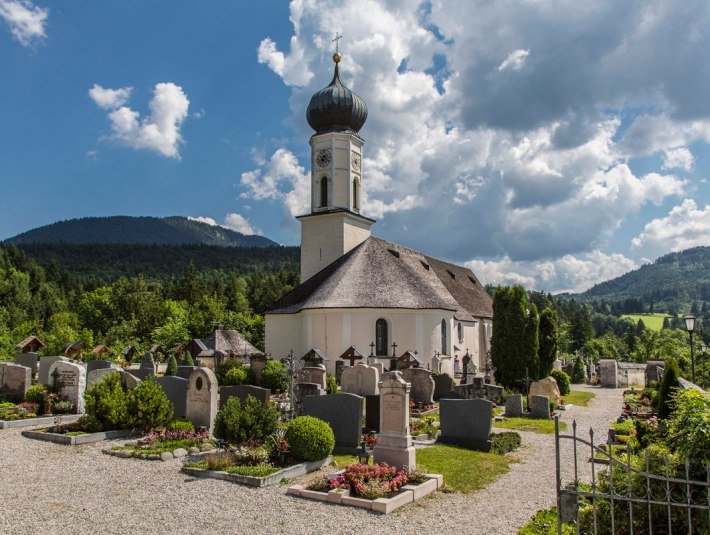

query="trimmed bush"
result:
[167,418,195,432]
[657,358,679,419]
[85,373,130,430]
[224,365,248,386]
[259,360,288,394]
[550,370,571,395]
[126,376,173,431]
[213,395,278,444]
[285,416,334,462]
[166,356,178,376]
[491,431,522,455]
[570,358,586,384]
[326,373,338,394]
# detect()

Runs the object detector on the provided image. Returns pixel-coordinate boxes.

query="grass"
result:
[417,445,513,494]
[561,391,595,407]
[494,417,566,434]
[620,313,674,331]
[183,460,280,477]
[518,507,574,535]
[331,454,358,467]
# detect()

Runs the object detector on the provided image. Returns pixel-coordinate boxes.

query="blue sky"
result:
[1,0,709,293]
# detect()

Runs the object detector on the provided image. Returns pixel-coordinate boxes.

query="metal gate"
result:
[554,417,709,534]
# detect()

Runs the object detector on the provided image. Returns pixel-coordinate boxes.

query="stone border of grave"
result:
[102,441,215,462]
[286,472,443,514]
[181,455,333,488]
[21,428,136,445]
[0,413,82,430]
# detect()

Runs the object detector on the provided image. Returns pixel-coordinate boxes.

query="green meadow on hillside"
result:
[620,313,674,331]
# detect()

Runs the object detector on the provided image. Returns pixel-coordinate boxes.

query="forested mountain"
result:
[4,216,277,248]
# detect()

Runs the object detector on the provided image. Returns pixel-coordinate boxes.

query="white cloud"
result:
[631,199,710,257]
[662,147,694,171]
[223,213,258,236]
[88,84,132,110]
[498,49,530,71]
[91,82,190,159]
[0,0,47,46]
[188,216,218,226]
[257,36,312,87]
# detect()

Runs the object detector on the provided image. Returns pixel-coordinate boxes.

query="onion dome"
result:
[306,53,368,135]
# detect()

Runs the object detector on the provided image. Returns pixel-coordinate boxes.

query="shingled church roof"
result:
[266,236,492,319]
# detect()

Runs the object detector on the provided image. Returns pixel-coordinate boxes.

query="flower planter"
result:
[0,413,81,430]
[287,473,443,514]
[181,456,332,488]
[22,428,135,445]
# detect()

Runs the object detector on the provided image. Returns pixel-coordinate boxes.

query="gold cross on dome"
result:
[332,31,342,54]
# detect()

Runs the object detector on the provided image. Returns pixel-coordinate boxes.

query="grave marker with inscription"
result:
[48,360,86,413]
[373,371,415,470]
[0,363,31,402]
[186,368,218,435]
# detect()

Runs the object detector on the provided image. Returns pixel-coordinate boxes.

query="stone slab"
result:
[21,428,134,445]
[0,413,81,430]
[302,393,364,452]
[0,363,31,401]
[433,373,454,401]
[365,394,380,432]
[340,362,379,396]
[505,394,523,417]
[14,353,39,376]
[401,368,434,405]
[47,360,86,414]
[530,394,551,419]
[439,398,493,452]
[219,384,271,407]
[156,376,189,418]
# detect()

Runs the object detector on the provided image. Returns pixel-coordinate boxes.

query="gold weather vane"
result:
[332,31,342,63]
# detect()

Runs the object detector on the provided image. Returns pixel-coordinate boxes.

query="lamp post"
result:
[683,315,696,384]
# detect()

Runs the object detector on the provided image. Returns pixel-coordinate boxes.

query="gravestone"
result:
[529,377,561,405]
[186,367,218,435]
[340,362,379,396]
[176,366,197,380]
[48,361,86,413]
[249,357,267,383]
[296,366,326,390]
[219,384,271,407]
[440,389,464,399]
[0,363,31,402]
[402,368,435,404]
[373,371,416,470]
[365,394,380,432]
[433,373,454,401]
[140,352,156,370]
[86,367,120,389]
[294,383,322,413]
[530,394,551,419]
[553,358,563,372]
[38,356,70,385]
[439,398,493,451]
[131,368,155,381]
[302,393,364,453]
[505,394,523,417]
[120,371,142,390]
[599,359,618,388]
[86,359,113,375]
[368,361,384,375]
[156,376,189,418]
[14,353,39,379]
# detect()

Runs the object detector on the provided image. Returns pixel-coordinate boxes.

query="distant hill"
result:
[4,216,277,248]
[573,246,710,308]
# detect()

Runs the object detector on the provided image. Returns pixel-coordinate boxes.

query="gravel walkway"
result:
[1,385,623,535]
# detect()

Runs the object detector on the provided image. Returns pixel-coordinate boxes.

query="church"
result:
[265,50,493,380]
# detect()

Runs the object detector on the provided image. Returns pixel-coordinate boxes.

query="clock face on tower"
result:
[351,152,361,171]
[316,149,332,167]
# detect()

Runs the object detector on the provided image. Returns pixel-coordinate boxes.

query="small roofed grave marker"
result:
[301,348,328,368]
[340,361,379,396]
[186,367,218,435]
[373,371,415,470]
[48,361,86,413]
[0,363,31,402]
[401,367,434,404]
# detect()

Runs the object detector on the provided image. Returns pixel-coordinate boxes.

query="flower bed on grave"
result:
[409,414,439,440]
[409,401,437,417]
[0,385,81,429]
[105,423,215,461]
[287,462,443,514]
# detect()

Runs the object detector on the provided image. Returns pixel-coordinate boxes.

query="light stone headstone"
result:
[369,361,385,375]
[38,356,70,385]
[530,394,551,419]
[505,393,523,417]
[433,373,454,401]
[14,353,39,378]
[340,362,379,396]
[295,366,326,390]
[401,367,435,404]
[373,371,415,470]
[302,393,364,453]
[599,359,618,388]
[186,367,218,435]
[48,361,86,413]
[553,358,563,372]
[0,363,31,402]
[156,376,189,418]
[219,384,271,407]
[529,377,561,405]
[86,367,120,389]
[439,398,493,451]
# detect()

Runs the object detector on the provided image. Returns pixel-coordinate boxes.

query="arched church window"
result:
[458,321,464,343]
[441,319,448,355]
[320,176,328,208]
[376,318,388,356]
[352,178,359,210]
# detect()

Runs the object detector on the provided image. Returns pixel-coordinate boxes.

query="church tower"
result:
[298,50,375,282]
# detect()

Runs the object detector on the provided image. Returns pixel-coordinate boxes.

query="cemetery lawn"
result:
[561,391,595,406]
[493,417,566,434]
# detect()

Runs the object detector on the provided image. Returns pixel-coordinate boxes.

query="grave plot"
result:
[105,422,215,461]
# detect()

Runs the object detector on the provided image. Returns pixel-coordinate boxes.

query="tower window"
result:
[441,319,448,355]
[320,176,328,208]
[458,321,464,343]
[353,178,360,210]
[376,318,388,356]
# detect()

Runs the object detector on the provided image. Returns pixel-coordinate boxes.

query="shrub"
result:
[205,451,236,471]
[52,400,74,414]
[657,358,679,419]
[167,418,195,432]
[216,359,245,385]
[224,365,248,386]
[666,388,710,472]
[213,395,278,444]
[549,370,570,395]
[519,508,574,535]
[285,416,334,461]
[85,373,130,430]
[259,360,288,393]
[165,356,177,376]
[491,431,522,455]
[25,384,50,405]
[570,358,586,384]
[74,413,104,433]
[126,376,173,431]
[326,373,338,394]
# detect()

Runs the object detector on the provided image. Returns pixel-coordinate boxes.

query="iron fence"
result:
[554,416,709,534]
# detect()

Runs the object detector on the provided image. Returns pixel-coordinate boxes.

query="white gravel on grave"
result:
[0,385,623,535]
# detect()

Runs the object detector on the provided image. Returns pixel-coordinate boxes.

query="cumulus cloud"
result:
[188,216,218,226]
[498,49,530,71]
[631,199,710,258]
[91,83,189,159]
[0,0,47,46]
[662,147,694,171]
[189,213,260,236]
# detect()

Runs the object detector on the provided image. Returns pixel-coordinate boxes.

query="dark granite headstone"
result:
[433,373,454,401]
[14,353,39,377]
[130,368,155,381]
[302,393,364,453]
[156,376,189,418]
[86,359,113,375]
[365,394,380,432]
[219,384,270,407]
[176,366,197,379]
[440,390,464,399]
[439,398,493,451]
[505,394,523,417]
[530,394,551,419]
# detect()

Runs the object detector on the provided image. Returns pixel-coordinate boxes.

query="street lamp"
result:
[683,315,696,384]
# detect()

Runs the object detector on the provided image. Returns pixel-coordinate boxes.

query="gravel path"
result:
[1,385,623,535]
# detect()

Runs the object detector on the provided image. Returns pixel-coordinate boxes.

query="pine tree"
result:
[636,319,646,335]
[166,355,177,376]
[182,352,195,366]
[538,307,559,378]
[571,357,586,384]
[657,358,680,419]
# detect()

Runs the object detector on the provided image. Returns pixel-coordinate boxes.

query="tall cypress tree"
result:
[525,304,540,379]
[538,307,558,378]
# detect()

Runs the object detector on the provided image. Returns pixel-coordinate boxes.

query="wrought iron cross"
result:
[332,31,342,53]
[391,341,398,358]
[522,366,533,397]
[369,341,375,357]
